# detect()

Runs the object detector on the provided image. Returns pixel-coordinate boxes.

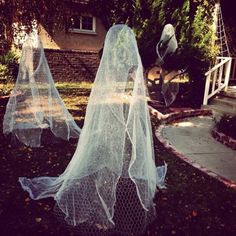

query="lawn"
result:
[0,82,236,236]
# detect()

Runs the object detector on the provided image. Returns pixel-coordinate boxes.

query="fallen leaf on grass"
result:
[35,217,42,223]
[25,197,30,202]
[192,210,198,217]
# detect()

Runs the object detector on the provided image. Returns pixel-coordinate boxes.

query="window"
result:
[69,15,96,34]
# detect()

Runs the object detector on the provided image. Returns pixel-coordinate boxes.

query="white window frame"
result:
[69,15,96,35]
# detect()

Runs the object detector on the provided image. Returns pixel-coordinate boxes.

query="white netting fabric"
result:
[156,24,179,107]
[3,33,80,147]
[19,24,167,235]
[156,24,178,66]
[161,74,180,107]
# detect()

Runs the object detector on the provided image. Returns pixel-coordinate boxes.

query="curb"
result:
[156,109,236,191]
[212,129,236,150]
[164,108,213,124]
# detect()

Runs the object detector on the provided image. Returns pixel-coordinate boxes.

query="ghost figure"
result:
[19,25,167,235]
[3,33,80,147]
[155,24,180,107]
[156,24,178,66]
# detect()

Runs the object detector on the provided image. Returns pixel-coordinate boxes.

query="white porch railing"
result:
[203,56,232,105]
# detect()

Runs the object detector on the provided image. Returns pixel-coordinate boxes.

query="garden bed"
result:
[212,115,236,150]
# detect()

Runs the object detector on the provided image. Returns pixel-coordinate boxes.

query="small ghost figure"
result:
[3,33,80,147]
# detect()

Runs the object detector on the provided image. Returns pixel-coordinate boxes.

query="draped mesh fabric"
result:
[162,76,180,107]
[156,24,179,107]
[156,24,178,65]
[3,33,80,147]
[19,25,167,234]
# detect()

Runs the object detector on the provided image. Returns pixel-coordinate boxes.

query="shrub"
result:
[0,51,19,96]
[0,51,19,80]
[216,115,236,139]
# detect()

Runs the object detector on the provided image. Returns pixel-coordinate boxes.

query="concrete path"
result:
[158,115,236,184]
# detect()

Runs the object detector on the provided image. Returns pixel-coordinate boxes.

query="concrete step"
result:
[220,86,236,98]
[227,86,236,92]
[202,95,236,116]
[202,86,236,116]
[211,96,236,109]
[220,91,236,98]
[202,104,236,117]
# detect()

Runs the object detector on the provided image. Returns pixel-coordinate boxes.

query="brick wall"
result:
[44,49,100,82]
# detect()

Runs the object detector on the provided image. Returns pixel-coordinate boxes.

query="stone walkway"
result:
[156,115,236,187]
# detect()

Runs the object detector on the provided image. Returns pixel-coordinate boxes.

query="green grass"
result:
[55,81,93,90]
[0,81,93,96]
[55,82,92,116]
[0,81,92,124]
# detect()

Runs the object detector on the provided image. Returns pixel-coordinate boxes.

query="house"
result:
[39,0,107,82]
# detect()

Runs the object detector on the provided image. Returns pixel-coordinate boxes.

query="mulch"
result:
[0,96,236,236]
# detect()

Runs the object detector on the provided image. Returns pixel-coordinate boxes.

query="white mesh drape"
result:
[156,24,179,107]
[19,25,166,235]
[3,33,80,147]
[162,76,179,107]
[156,24,178,65]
